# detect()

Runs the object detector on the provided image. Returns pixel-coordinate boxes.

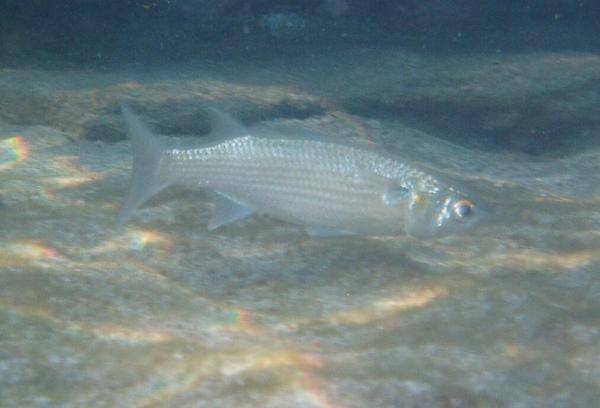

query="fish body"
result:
[118,104,486,238]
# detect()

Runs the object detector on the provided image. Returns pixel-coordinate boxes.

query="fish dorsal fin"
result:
[208,191,255,230]
[205,107,249,140]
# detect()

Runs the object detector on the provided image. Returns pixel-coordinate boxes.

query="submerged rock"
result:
[1,48,600,155]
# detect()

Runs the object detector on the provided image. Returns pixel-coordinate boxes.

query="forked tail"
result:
[117,103,169,224]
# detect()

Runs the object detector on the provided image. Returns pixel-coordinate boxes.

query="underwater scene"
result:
[1,1,599,407]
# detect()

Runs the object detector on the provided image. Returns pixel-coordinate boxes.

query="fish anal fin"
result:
[208,192,254,230]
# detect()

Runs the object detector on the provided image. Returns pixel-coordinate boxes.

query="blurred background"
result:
[2,0,600,64]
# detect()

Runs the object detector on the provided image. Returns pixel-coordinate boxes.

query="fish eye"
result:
[453,199,474,219]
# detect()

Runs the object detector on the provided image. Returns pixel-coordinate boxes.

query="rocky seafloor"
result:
[1,47,599,407]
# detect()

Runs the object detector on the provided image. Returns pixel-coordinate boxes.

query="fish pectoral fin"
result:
[304,225,354,238]
[351,171,410,208]
[208,192,255,230]
[382,184,411,207]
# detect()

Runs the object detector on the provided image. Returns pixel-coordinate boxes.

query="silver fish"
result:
[117,103,487,238]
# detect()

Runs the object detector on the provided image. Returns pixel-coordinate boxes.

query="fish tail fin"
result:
[117,103,170,225]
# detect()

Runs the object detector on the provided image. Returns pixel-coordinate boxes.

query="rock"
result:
[1,48,599,155]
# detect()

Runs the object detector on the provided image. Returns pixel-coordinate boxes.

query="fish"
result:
[117,103,487,238]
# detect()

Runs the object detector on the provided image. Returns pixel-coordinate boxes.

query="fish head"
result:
[405,188,489,239]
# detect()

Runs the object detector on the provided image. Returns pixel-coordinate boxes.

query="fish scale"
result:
[162,136,427,234]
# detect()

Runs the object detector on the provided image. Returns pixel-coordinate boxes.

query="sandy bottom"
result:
[1,49,599,407]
